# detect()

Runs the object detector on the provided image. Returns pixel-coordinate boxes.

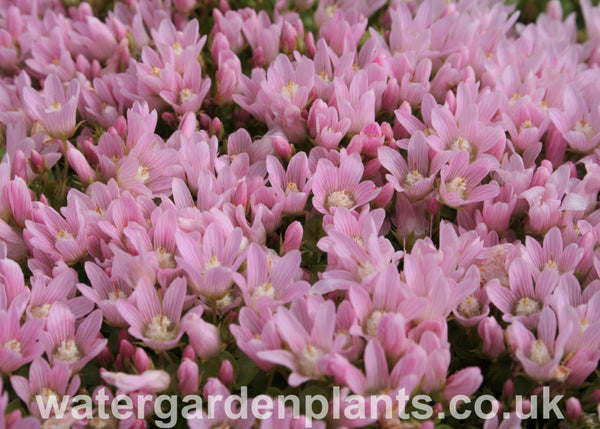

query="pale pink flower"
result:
[41,304,107,372]
[378,131,440,200]
[116,278,187,351]
[312,152,379,215]
[0,299,44,373]
[506,307,572,383]
[101,369,170,394]
[23,74,80,139]
[10,358,80,419]
[439,151,499,208]
[487,258,558,328]
[258,297,339,386]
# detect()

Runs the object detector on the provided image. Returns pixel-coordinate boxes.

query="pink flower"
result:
[439,151,499,208]
[182,309,222,360]
[478,316,506,358]
[266,153,311,214]
[318,8,366,56]
[257,54,315,143]
[41,304,107,372]
[505,307,571,383]
[10,358,80,419]
[159,62,211,114]
[0,299,44,373]
[213,10,245,54]
[487,258,558,328]
[116,278,186,351]
[328,339,426,421]
[151,19,207,73]
[242,10,281,66]
[312,152,379,215]
[0,243,28,309]
[101,369,170,394]
[229,307,282,371]
[347,264,427,339]
[378,131,440,200]
[523,227,584,275]
[177,358,199,396]
[307,99,352,151]
[550,84,600,153]
[520,164,587,235]
[238,243,309,312]
[176,222,244,300]
[332,72,376,135]
[442,367,483,402]
[187,378,255,429]
[27,269,93,320]
[24,201,87,267]
[258,297,339,386]
[22,74,80,139]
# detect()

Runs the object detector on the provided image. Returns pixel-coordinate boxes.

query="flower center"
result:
[45,102,61,113]
[297,344,325,377]
[152,66,162,76]
[173,42,183,56]
[319,71,330,83]
[254,282,275,299]
[405,169,425,189]
[216,293,234,310]
[357,260,376,279]
[364,310,385,336]
[31,303,52,318]
[510,93,520,106]
[108,289,126,302]
[446,177,468,199]
[135,166,150,184]
[529,339,552,367]
[457,296,481,318]
[520,119,533,132]
[477,245,509,287]
[353,235,364,248]
[326,190,355,210]
[202,255,219,271]
[38,388,59,407]
[155,247,176,269]
[286,182,298,195]
[179,88,193,104]
[325,5,338,17]
[282,81,299,100]
[3,339,21,354]
[144,314,178,343]
[451,137,472,153]
[54,339,82,362]
[56,229,73,240]
[574,119,595,140]
[543,260,557,270]
[513,297,541,317]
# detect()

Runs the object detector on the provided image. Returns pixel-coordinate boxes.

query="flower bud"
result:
[282,221,303,254]
[182,312,222,359]
[219,360,234,386]
[178,358,200,395]
[67,146,96,183]
[135,347,152,373]
[566,397,582,421]
[478,316,506,358]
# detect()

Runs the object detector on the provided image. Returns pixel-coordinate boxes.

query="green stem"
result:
[211,298,218,325]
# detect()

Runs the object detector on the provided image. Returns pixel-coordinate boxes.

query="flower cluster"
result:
[1,0,600,427]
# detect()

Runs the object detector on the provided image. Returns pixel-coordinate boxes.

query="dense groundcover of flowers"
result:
[3,0,600,427]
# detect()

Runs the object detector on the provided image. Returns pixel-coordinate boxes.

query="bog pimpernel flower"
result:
[22,74,80,140]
